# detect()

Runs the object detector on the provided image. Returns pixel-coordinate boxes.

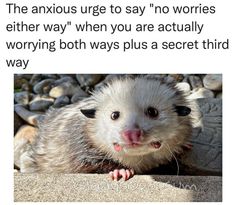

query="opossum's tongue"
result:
[151,141,161,149]
[114,143,122,152]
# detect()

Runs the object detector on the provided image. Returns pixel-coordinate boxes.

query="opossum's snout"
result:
[121,129,142,145]
[113,128,162,154]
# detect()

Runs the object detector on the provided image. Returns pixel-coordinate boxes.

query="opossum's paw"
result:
[109,168,134,181]
[183,142,193,150]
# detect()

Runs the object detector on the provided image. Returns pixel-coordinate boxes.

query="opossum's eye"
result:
[80,109,96,118]
[145,107,159,119]
[174,105,191,116]
[111,111,120,120]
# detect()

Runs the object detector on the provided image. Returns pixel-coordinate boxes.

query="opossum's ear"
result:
[80,109,96,118]
[174,105,191,116]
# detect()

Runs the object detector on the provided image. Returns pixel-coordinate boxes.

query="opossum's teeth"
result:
[113,143,122,152]
[150,141,162,149]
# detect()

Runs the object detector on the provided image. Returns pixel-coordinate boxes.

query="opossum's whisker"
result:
[164,143,179,176]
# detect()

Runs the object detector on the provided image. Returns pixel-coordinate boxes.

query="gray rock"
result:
[49,82,85,98]
[29,95,54,111]
[181,98,222,175]
[41,74,58,79]
[16,74,32,80]
[58,74,76,79]
[176,82,191,93]
[33,79,56,94]
[14,104,44,126]
[71,95,86,103]
[54,96,70,108]
[14,75,28,89]
[203,74,222,91]
[169,74,184,82]
[53,76,76,87]
[76,74,103,87]
[188,75,203,89]
[21,83,32,92]
[14,91,30,105]
[188,88,214,99]
[29,74,43,86]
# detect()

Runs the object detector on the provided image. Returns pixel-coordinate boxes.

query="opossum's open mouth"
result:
[113,141,162,152]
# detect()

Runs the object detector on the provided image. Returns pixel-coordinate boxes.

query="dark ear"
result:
[174,105,191,116]
[80,109,96,118]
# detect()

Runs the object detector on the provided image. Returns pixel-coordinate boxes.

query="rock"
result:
[181,98,222,175]
[58,74,76,79]
[14,75,28,89]
[49,82,85,98]
[71,90,89,103]
[14,104,44,126]
[176,82,191,93]
[54,96,70,108]
[33,79,56,94]
[29,95,54,111]
[14,91,30,105]
[203,74,222,91]
[188,75,203,89]
[53,76,76,86]
[21,83,32,92]
[14,125,38,168]
[41,74,58,79]
[169,74,184,82]
[188,88,214,99]
[16,74,32,80]
[76,74,103,87]
[14,112,24,134]
[71,95,86,104]
[29,74,43,86]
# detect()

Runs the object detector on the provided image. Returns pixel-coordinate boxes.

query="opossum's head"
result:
[81,77,192,157]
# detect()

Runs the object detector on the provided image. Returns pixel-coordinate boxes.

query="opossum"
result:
[18,76,192,180]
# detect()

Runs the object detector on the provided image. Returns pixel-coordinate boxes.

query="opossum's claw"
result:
[109,168,134,181]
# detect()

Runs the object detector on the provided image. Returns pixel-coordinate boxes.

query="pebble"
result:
[29,95,54,111]
[188,88,214,99]
[53,76,76,87]
[169,74,184,82]
[29,74,43,86]
[188,75,203,89]
[14,104,44,126]
[54,96,70,108]
[14,75,28,89]
[33,79,56,94]
[176,82,191,93]
[14,91,30,105]
[203,74,222,91]
[76,74,103,87]
[49,82,86,98]
[71,95,86,104]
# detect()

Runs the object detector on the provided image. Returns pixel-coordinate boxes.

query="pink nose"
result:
[121,129,142,144]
